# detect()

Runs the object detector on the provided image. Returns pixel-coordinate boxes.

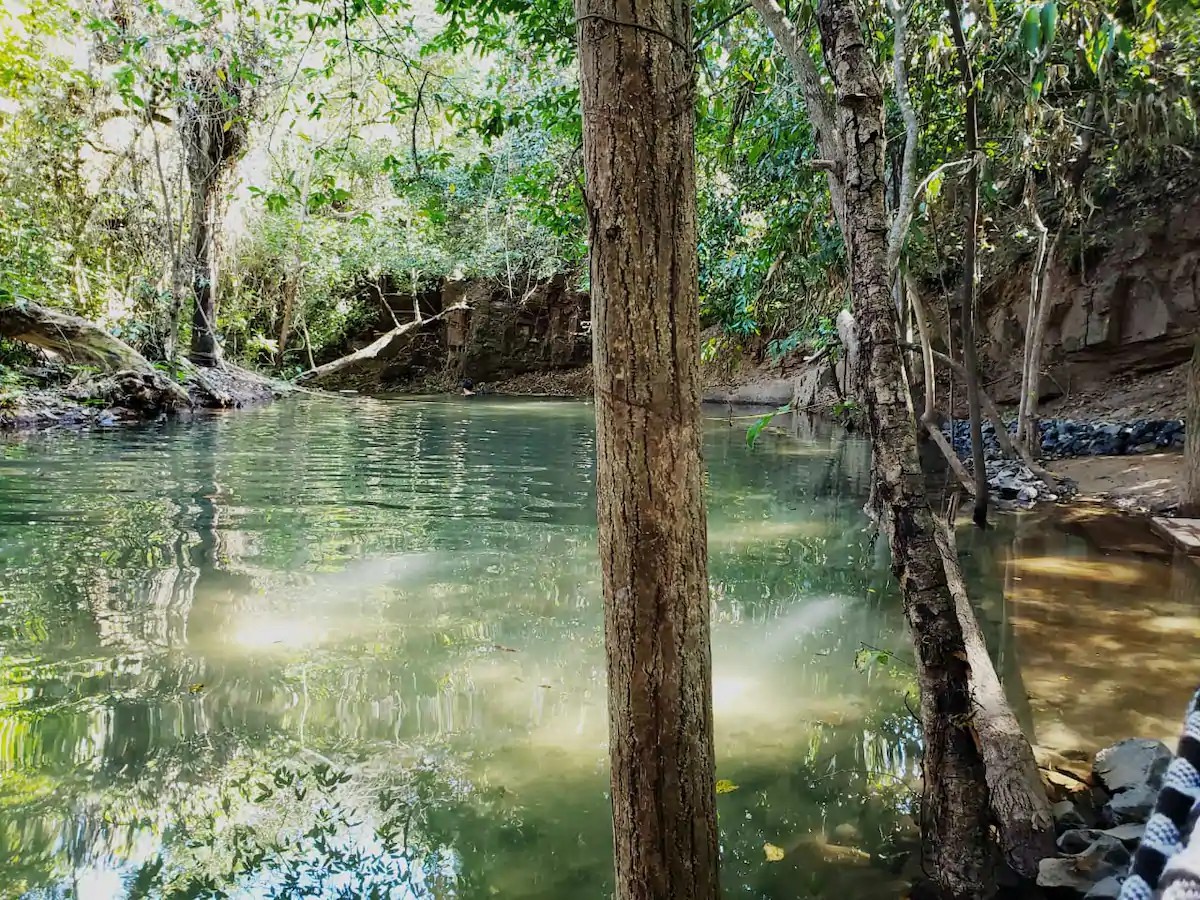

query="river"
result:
[0,398,1195,898]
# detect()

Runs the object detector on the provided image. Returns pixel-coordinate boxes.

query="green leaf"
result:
[715,779,739,794]
[1030,62,1047,101]
[745,404,790,448]
[1038,1,1057,50]
[1019,6,1042,56]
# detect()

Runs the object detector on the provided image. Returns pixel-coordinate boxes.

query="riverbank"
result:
[0,361,291,434]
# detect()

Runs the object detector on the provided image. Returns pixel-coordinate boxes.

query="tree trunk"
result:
[935,523,1055,878]
[577,0,721,896]
[1186,334,1200,514]
[187,181,219,367]
[944,0,988,527]
[0,302,191,406]
[816,2,990,896]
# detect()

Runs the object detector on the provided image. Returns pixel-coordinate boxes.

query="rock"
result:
[1094,738,1172,797]
[1084,876,1125,900]
[1053,800,1089,831]
[1102,823,1145,848]
[1037,834,1130,897]
[1058,828,1105,854]
[1103,784,1159,826]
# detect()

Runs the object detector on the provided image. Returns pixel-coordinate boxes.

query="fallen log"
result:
[296,303,465,389]
[0,302,191,406]
[935,519,1055,878]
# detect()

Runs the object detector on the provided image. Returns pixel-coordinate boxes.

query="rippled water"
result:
[0,398,1194,899]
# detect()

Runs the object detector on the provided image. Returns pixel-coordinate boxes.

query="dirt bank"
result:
[1050,452,1184,514]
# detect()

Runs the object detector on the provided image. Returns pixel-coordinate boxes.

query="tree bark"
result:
[944,0,988,527]
[577,0,721,896]
[186,179,220,367]
[1187,334,1200,514]
[0,302,191,405]
[935,523,1055,879]
[816,2,990,896]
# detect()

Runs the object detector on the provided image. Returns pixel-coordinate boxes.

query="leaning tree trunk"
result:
[577,0,721,897]
[817,2,990,897]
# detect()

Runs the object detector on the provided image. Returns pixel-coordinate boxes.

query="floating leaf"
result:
[188,682,206,693]
[716,779,739,794]
[764,842,785,862]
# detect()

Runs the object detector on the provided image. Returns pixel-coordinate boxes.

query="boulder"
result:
[1058,829,1105,855]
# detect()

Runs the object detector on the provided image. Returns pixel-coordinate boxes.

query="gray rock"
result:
[1038,857,1120,896]
[1094,739,1172,796]
[1084,876,1125,900]
[1038,834,1130,896]
[1058,828,1104,854]
[1053,800,1088,831]
[1103,823,1145,848]
[1103,783,1159,826]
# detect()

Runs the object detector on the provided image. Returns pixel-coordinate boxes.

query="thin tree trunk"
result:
[944,0,988,527]
[187,180,219,367]
[577,0,721,897]
[1186,334,1200,514]
[1018,213,1059,456]
[816,2,990,896]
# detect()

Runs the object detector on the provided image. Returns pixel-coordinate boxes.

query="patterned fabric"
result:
[1121,689,1200,900]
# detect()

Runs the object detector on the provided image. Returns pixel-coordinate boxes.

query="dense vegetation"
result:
[0,0,1195,375]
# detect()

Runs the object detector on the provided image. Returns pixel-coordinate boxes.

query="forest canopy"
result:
[0,0,1196,373]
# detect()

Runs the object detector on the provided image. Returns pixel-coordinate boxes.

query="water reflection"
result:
[1,399,1189,898]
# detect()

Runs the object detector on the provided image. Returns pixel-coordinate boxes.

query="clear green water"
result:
[0,398,1043,898]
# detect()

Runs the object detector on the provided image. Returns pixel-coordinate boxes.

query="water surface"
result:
[0,398,1194,898]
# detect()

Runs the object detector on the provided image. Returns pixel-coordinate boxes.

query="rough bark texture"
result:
[1187,334,1200,513]
[935,523,1055,879]
[816,2,990,896]
[577,0,721,896]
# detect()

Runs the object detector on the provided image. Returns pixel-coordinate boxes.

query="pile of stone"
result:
[941,417,1185,461]
[1036,738,1175,898]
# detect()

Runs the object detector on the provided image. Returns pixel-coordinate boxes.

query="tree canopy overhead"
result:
[0,0,1194,370]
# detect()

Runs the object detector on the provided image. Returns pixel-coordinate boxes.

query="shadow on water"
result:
[0,398,1193,898]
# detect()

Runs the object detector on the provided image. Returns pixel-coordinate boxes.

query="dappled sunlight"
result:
[1007,555,1149,585]
[998,517,1200,755]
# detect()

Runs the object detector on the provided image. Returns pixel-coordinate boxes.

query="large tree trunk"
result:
[1187,334,1200,514]
[816,2,991,896]
[577,0,721,897]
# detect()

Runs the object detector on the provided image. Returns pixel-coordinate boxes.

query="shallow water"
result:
[0,398,1194,899]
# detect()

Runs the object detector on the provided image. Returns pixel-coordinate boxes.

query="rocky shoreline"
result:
[1036,737,1178,898]
[0,362,290,434]
[943,417,1186,461]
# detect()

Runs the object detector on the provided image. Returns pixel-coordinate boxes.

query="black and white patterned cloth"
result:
[1120,688,1200,900]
